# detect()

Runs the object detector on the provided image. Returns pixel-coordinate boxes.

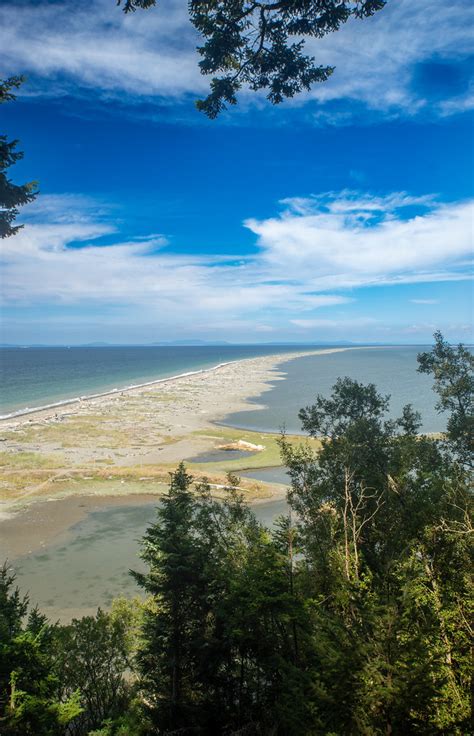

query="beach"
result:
[0,349,338,559]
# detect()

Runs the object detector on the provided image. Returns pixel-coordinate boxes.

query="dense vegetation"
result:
[1,335,472,735]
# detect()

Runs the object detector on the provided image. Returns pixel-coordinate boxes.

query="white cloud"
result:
[245,191,473,291]
[0,0,472,117]
[291,317,378,329]
[2,195,355,330]
[300,0,474,116]
[0,0,204,100]
[2,190,472,342]
[402,322,473,335]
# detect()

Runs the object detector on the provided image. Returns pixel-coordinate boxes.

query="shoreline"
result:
[1,487,290,623]
[0,359,242,421]
[0,347,338,563]
[0,347,353,428]
[0,348,342,518]
[2,345,378,423]
[0,484,288,561]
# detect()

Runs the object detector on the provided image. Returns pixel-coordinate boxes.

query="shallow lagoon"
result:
[224,346,443,434]
[12,495,288,620]
[9,346,448,619]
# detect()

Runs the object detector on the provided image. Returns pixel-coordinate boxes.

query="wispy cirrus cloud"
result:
[2,195,352,323]
[291,317,378,329]
[0,0,472,119]
[301,1,474,118]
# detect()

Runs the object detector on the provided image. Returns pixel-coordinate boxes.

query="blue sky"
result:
[1,0,473,345]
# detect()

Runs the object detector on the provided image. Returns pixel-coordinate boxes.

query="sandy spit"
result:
[0,348,350,556]
[1,347,348,430]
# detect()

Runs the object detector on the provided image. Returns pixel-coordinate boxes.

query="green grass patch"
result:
[187,427,319,473]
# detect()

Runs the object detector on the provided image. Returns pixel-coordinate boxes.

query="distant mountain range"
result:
[1,340,362,348]
[1,340,447,348]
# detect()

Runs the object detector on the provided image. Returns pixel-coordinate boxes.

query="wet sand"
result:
[0,348,341,616]
[0,493,161,559]
[1,486,288,623]
[0,348,338,620]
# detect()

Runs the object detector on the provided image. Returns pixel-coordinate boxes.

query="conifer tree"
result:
[132,463,211,732]
[0,77,38,238]
[0,564,81,735]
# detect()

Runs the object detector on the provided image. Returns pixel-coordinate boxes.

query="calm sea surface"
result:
[0,345,444,431]
[224,346,444,434]
[0,344,318,417]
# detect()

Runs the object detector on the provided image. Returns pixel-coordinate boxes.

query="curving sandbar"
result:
[0,349,349,537]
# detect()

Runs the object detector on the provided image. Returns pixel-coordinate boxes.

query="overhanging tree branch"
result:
[118,0,386,117]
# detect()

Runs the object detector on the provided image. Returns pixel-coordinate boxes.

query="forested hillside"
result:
[1,334,472,735]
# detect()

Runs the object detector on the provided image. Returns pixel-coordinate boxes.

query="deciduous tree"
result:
[418,330,474,465]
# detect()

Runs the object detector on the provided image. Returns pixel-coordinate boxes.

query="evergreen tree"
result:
[132,463,211,732]
[0,563,81,735]
[0,77,38,238]
[134,468,317,734]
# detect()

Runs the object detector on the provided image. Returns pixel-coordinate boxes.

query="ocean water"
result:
[224,347,445,434]
[0,344,319,417]
[10,498,288,619]
[0,345,447,431]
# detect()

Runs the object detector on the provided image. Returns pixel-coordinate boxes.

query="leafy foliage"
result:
[118,0,386,117]
[0,77,38,238]
[54,608,134,735]
[280,340,473,733]
[418,330,474,465]
[0,564,82,735]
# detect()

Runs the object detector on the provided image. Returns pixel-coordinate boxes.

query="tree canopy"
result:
[418,330,474,466]
[119,0,386,117]
[0,77,38,239]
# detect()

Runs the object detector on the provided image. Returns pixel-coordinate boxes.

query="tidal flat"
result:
[0,349,333,619]
[0,351,327,506]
